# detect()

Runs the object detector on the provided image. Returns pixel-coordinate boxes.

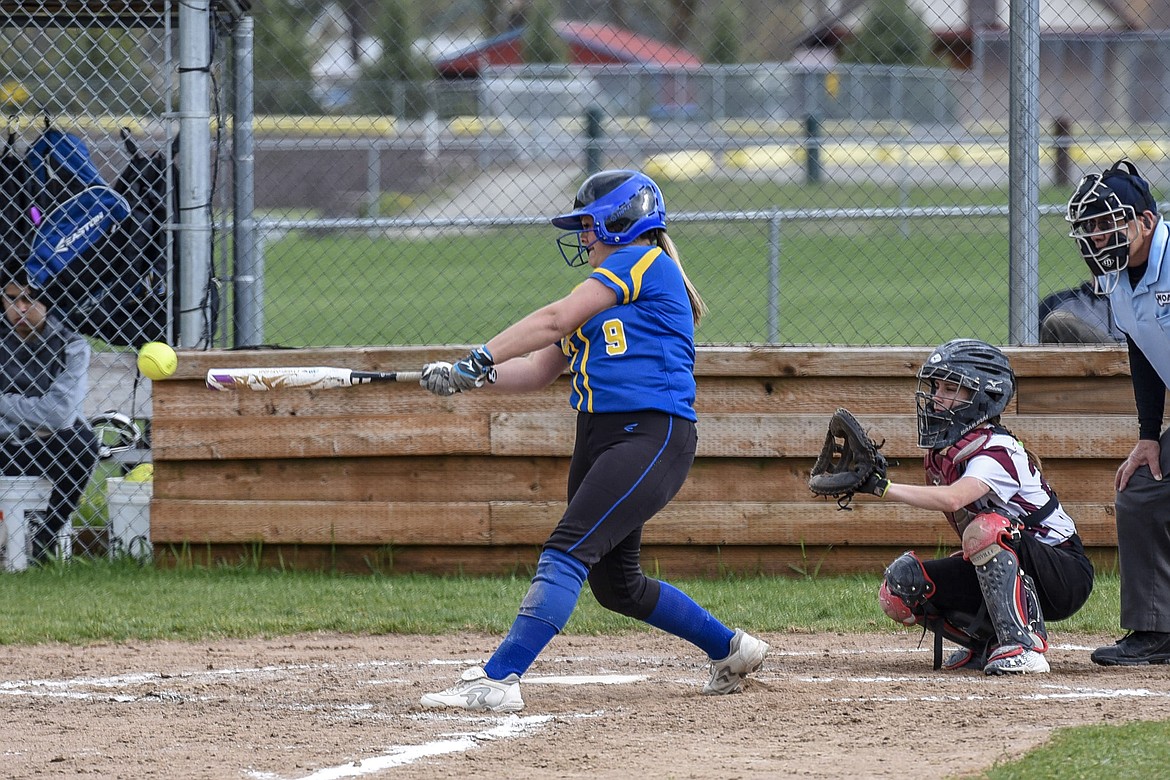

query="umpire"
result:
[1066,159,1170,665]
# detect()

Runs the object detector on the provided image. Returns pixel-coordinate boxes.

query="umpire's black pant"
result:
[1,423,99,562]
[1114,427,1170,633]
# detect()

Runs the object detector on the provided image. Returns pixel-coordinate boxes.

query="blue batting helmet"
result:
[551,170,667,266]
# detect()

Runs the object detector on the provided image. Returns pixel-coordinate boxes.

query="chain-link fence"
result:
[1,1,204,565]
[0,0,1160,564]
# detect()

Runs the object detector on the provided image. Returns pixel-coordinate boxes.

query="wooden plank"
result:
[692,345,1128,378]
[170,345,1131,381]
[155,456,572,502]
[151,500,491,545]
[154,454,1121,505]
[694,377,917,414]
[155,375,570,419]
[152,414,491,460]
[150,542,1120,579]
[151,498,1116,548]
[487,501,1118,546]
[490,413,1138,459]
[1015,376,1140,415]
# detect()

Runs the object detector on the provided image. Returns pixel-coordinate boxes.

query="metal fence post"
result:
[768,211,782,344]
[177,0,214,348]
[805,115,821,185]
[232,15,262,348]
[1053,116,1073,188]
[585,106,603,175]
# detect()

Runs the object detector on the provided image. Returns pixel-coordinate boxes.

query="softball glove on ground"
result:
[808,407,889,509]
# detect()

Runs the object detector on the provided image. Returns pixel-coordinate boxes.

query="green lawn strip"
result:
[0,565,1121,644]
[977,720,1170,780]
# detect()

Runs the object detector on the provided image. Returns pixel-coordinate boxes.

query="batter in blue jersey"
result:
[562,243,697,420]
[418,170,768,712]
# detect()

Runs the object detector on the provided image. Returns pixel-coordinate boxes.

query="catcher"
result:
[809,339,1094,674]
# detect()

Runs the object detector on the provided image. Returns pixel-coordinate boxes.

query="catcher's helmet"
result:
[1065,158,1158,292]
[551,169,667,267]
[915,339,1015,450]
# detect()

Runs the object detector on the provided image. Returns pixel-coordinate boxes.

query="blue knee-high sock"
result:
[484,549,588,680]
[644,581,735,660]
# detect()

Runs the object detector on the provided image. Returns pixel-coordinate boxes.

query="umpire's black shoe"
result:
[1091,631,1170,666]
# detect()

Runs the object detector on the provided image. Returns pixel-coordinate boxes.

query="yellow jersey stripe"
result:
[629,247,661,301]
[594,267,631,304]
[573,329,594,412]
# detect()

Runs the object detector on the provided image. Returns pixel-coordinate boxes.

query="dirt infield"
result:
[3,630,1169,779]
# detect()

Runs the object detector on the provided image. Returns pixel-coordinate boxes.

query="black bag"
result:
[0,131,34,264]
[36,128,177,347]
[75,129,177,347]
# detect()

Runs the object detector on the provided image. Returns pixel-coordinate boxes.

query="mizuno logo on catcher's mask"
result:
[986,379,1003,392]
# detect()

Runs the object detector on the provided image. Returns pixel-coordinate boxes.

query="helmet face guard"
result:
[1065,173,1134,292]
[551,170,667,267]
[915,340,1015,450]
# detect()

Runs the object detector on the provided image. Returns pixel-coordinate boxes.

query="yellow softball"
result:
[137,342,178,381]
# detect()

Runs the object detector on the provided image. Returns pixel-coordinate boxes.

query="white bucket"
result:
[106,477,152,561]
[0,476,53,572]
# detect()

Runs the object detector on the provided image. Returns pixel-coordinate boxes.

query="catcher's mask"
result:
[551,169,667,267]
[1065,158,1158,294]
[915,339,1015,450]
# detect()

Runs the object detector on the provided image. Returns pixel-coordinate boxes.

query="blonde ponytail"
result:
[657,231,707,328]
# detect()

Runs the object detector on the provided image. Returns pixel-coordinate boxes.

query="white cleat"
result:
[703,629,769,695]
[419,666,524,712]
[983,645,1050,675]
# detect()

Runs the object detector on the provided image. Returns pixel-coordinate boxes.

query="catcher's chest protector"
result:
[924,427,996,486]
[925,427,1001,537]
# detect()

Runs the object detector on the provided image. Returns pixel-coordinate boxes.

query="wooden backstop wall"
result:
[151,346,1131,577]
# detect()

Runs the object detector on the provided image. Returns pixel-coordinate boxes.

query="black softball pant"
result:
[923,532,1095,623]
[544,411,696,621]
[1,423,99,561]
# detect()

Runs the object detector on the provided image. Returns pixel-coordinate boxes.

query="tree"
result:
[523,0,567,64]
[839,0,932,67]
[356,0,431,118]
[252,0,321,114]
[704,5,741,65]
[666,0,700,49]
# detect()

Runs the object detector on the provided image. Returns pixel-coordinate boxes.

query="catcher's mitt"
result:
[808,407,889,509]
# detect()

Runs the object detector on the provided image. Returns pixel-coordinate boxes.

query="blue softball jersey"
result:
[559,244,697,421]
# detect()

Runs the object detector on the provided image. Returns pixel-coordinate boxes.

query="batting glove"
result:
[420,361,457,396]
[450,345,497,392]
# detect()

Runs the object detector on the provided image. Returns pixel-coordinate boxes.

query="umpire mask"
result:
[1066,159,1157,293]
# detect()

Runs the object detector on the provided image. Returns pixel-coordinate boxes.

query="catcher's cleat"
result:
[1091,631,1170,666]
[419,666,524,712]
[942,644,990,671]
[703,629,769,695]
[983,645,1050,675]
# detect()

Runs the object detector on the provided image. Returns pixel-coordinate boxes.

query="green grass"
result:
[0,563,1122,644]
[981,721,1170,779]
[251,181,1089,347]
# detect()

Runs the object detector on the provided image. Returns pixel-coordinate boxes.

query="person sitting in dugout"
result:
[0,258,98,564]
